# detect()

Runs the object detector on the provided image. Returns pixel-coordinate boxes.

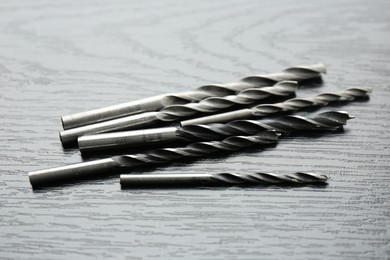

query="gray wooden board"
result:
[1,0,389,259]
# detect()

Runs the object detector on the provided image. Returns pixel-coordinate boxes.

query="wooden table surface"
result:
[1,0,389,259]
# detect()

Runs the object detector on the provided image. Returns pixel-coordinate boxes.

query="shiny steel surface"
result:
[78,111,352,152]
[60,80,297,144]
[120,172,329,188]
[78,127,181,152]
[30,131,279,186]
[63,87,368,145]
[181,87,370,125]
[155,80,298,121]
[61,64,325,130]
[59,111,160,145]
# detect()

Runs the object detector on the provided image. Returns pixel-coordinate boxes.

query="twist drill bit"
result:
[78,111,353,152]
[155,80,298,119]
[29,131,279,187]
[61,87,369,145]
[61,63,326,130]
[181,87,370,125]
[120,172,329,188]
[60,80,297,144]
[71,88,371,147]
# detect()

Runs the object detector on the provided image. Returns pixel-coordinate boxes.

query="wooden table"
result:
[1,0,389,258]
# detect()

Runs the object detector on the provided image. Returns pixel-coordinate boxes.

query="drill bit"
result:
[154,80,298,119]
[67,86,368,146]
[182,87,370,125]
[78,111,353,152]
[120,172,329,188]
[60,80,297,144]
[61,63,326,130]
[29,131,279,187]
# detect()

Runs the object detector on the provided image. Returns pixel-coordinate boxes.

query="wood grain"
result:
[1,0,389,259]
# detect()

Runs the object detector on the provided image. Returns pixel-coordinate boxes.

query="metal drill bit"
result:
[155,80,298,119]
[78,111,353,152]
[61,63,326,130]
[60,80,297,144]
[29,131,279,187]
[61,87,369,145]
[120,172,329,188]
[181,87,370,125]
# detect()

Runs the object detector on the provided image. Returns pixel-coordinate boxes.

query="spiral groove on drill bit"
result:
[177,111,353,141]
[59,65,327,144]
[111,131,279,167]
[120,172,329,188]
[162,63,325,102]
[157,81,298,120]
[61,63,326,130]
[29,131,279,186]
[251,87,370,116]
[77,111,353,152]
[210,172,328,185]
[181,87,370,125]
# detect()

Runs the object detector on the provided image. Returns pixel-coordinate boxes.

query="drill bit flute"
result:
[60,86,368,145]
[61,63,325,130]
[78,111,353,152]
[29,131,280,187]
[60,81,298,144]
[120,172,329,188]
[75,86,369,151]
[181,87,370,125]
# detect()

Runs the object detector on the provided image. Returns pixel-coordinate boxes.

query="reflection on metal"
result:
[78,111,353,152]
[61,63,326,130]
[29,131,279,187]
[120,172,329,188]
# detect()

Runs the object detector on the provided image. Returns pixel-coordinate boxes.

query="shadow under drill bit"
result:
[298,76,324,89]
